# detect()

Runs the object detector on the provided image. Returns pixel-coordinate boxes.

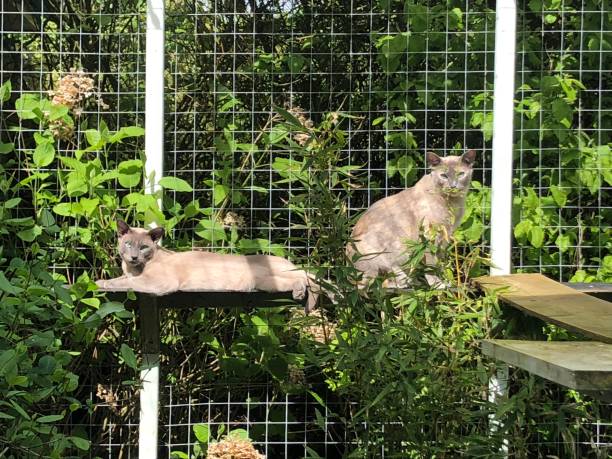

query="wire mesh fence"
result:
[1,0,611,457]
[163,0,496,257]
[513,0,611,281]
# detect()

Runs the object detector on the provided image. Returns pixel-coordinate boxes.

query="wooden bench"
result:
[474,274,612,397]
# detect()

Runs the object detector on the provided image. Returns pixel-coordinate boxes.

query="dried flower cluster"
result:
[328,111,340,125]
[207,436,265,459]
[288,364,306,385]
[222,211,246,229]
[96,383,119,414]
[47,69,108,139]
[287,105,313,146]
[295,309,337,344]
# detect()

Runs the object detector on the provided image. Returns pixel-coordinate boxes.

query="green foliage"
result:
[0,83,141,457]
[1,0,610,456]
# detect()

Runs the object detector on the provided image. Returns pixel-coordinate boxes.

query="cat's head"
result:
[426,150,476,196]
[116,220,164,268]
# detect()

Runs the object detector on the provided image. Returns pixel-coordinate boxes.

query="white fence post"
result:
[140,1,165,458]
[145,0,165,197]
[489,0,517,455]
[490,0,517,277]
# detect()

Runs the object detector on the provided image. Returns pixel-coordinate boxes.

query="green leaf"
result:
[120,343,138,370]
[271,157,307,183]
[10,400,31,420]
[69,436,90,451]
[159,176,193,192]
[118,159,143,188]
[549,185,567,207]
[227,428,250,440]
[17,225,42,242]
[0,142,14,154]
[79,197,100,216]
[551,99,572,127]
[48,103,69,121]
[193,423,210,444]
[53,202,83,217]
[513,220,532,239]
[0,349,17,376]
[195,219,226,242]
[396,155,415,179]
[556,233,571,252]
[0,271,21,295]
[96,302,126,319]
[85,129,102,147]
[15,94,40,120]
[37,414,65,423]
[110,125,145,143]
[529,226,545,248]
[33,140,55,168]
[0,80,11,102]
[7,375,28,387]
[274,106,307,129]
[3,197,21,209]
[38,355,57,374]
[213,183,228,205]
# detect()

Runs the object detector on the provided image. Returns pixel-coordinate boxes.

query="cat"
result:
[95,220,326,312]
[347,149,476,288]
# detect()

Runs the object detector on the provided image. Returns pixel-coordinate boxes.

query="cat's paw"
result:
[292,283,307,301]
[425,274,450,289]
[95,279,108,289]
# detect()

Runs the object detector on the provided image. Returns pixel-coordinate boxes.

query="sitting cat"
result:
[96,220,326,312]
[347,149,476,288]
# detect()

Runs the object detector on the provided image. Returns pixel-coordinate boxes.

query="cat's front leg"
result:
[96,275,170,293]
[96,275,135,290]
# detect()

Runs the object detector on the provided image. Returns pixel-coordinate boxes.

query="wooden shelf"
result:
[474,273,612,344]
[96,288,305,309]
[482,339,612,391]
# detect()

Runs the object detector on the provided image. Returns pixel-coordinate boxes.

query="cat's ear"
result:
[461,149,477,166]
[116,220,130,237]
[148,226,164,243]
[426,151,442,167]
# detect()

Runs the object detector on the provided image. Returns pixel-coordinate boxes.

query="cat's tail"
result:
[305,273,338,314]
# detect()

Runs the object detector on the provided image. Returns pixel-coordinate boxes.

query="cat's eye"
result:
[125,241,132,248]
[458,172,466,177]
[441,173,448,179]
[140,245,150,251]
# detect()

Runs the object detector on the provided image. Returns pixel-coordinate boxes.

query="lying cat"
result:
[96,220,325,312]
[347,150,476,288]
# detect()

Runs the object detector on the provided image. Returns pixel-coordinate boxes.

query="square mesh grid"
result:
[514,0,611,280]
[163,0,495,256]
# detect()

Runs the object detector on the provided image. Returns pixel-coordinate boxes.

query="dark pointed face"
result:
[116,221,163,268]
[427,150,476,196]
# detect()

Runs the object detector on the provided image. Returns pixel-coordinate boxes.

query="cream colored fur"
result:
[347,150,476,287]
[96,221,323,312]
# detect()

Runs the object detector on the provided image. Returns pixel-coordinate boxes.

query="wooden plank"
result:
[481,339,612,391]
[474,274,612,344]
[97,288,305,309]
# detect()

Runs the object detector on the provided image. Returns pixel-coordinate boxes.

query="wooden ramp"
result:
[475,273,612,344]
[482,340,612,391]
[475,273,612,395]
